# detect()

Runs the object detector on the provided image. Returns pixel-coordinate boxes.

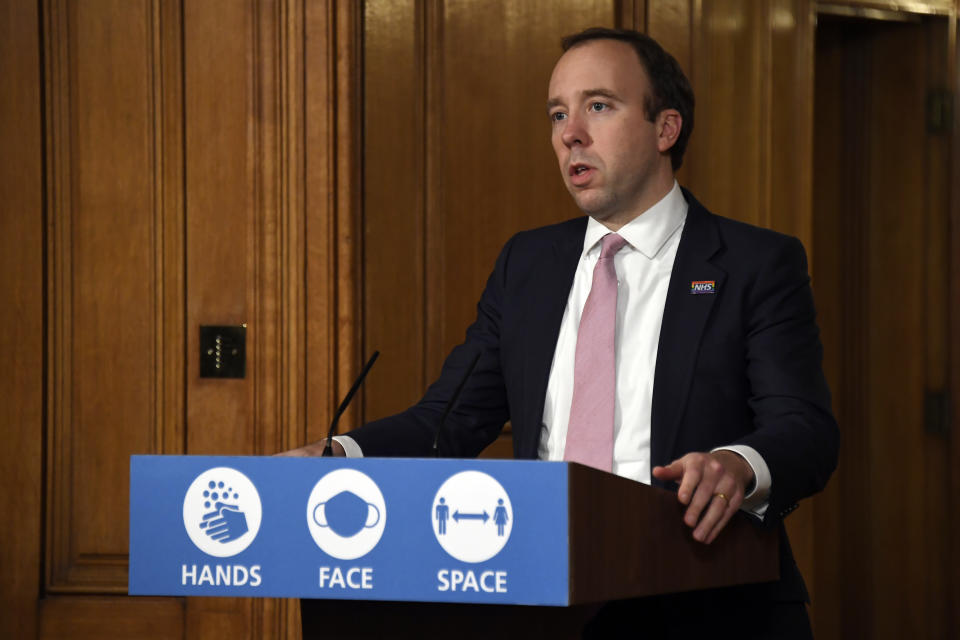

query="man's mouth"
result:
[568,163,595,185]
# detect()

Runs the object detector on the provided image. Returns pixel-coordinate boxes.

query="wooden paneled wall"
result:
[2,0,360,638]
[682,0,815,245]
[42,0,181,595]
[0,1,45,638]
[1,0,958,639]
[362,0,618,441]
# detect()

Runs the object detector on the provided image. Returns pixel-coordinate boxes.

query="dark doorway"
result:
[812,10,954,639]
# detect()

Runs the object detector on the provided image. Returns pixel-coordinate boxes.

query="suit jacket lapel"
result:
[518,218,585,457]
[651,192,726,482]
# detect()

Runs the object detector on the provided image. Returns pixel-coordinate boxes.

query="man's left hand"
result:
[651,450,754,545]
[274,439,345,457]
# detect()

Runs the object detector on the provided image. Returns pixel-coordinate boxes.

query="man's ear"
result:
[657,109,682,154]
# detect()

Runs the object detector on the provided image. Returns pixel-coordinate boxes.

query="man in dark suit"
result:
[286,27,838,637]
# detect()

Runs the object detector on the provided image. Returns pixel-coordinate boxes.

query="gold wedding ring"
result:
[713,492,728,502]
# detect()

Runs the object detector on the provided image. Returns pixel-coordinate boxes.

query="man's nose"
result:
[561,114,590,148]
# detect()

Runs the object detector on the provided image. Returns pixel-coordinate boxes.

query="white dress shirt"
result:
[338,181,770,514]
[539,181,769,514]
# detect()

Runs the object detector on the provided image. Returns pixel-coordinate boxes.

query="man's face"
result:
[547,39,673,223]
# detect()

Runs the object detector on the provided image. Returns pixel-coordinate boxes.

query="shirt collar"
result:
[582,180,688,260]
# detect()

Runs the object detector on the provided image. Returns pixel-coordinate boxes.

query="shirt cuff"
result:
[712,444,770,518]
[332,435,364,458]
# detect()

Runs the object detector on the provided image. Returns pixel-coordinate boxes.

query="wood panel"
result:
[363,0,427,418]
[155,0,188,466]
[363,0,617,428]
[277,0,307,462]
[43,0,184,594]
[184,0,255,457]
[619,0,648,30]
[40,597,184,640]
[685,1,768,226]
[14,0,355,637]
[647,0,817,264]
[299,0,365,632]
[818,0,955,15]
[768,0,814,246]
[0,0,44,637]
[182,0,350,636]
[866,23,926,637]
[678,0,812,239]
[868,15,954,637]
[813,13,956,638]
[810,19,854,638]
[430,0,614,375]
[180,0,266,592]
[306,0,364,445]
[865,21,931,637]
[647,0,692,73]
[920,14,953,639]
[0,0,350,636]
[332,0,365,436]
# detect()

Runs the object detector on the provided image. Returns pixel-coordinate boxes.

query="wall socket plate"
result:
[200,325,246,378]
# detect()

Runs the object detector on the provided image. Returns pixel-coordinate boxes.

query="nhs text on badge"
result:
[690,280,716,294]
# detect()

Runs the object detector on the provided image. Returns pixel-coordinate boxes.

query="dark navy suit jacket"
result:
[348,188,839,601]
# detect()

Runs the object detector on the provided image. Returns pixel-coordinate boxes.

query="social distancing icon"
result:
[432,471,513,563]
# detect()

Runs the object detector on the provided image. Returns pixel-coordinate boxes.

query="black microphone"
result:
[323,351,380,456]
[432,347,483,457]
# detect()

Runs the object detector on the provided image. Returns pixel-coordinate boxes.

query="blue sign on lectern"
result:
[129,456,570,605]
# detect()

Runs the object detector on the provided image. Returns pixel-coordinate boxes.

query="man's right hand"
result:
[275,439,345,457]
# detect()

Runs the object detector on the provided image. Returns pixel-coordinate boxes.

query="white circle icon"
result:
[306,468,387,560]
[432,471,513,563]
[183,467,262,557]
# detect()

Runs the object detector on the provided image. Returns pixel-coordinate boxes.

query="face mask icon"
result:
[313,490,381,537]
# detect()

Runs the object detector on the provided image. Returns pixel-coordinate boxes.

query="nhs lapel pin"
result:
[690,280,716,295]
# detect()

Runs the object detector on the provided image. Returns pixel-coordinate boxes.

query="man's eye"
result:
[589,102,608,112]
[550,112,567,122]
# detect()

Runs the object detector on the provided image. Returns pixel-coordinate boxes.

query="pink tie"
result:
[564,232,627,472]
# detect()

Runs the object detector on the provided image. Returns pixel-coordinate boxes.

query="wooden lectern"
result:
[300,462,778,639]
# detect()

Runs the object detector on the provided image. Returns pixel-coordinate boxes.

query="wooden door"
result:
[812,11,958,638]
